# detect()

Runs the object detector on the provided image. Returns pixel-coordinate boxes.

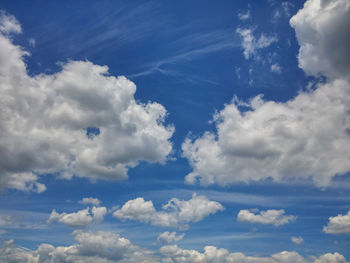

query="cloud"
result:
[271,63,282,73]
[291,236,304,245]
[47,206,107,227]
[237,209,296,226]
[0,231,157,263]
[113,193,224,229]
[237,10,251,21]
[158,232,185,245]
[290,0,350,80]
[323,210,350,235]
[236,28,277,59]
[1,238,349,263]
[0,12,174,193]
[160,245,348,263]
[79,197,102,206]
[0,11,21,34]
[182,0,350,188]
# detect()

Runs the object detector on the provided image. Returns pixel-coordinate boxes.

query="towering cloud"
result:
[0,12,174,193]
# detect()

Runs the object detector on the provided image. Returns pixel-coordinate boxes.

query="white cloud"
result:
[237,209,296,226]
[314,253,348,263]
[158,232,184,244]
[113,193,224,229]
[236,28,277,59]
[79,197,102,206]
[271,63,282,73]
[323,210,350,235]
[291,236,304,245]
[0,231,158,263]
[1,238,349,263]
[28,38,35,48]
[160,245,348,263]
[47,206,107,227]
[182,0,350,188]
[290,0,350,80]
[238,10,251,21]
[0,13,174,193]
[0,11,21,34]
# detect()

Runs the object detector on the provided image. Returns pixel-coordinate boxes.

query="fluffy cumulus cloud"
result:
[113,193,224,229]
[236,28,277,59]
[323,210,350,235]
[182,0,350,188]
[290,0,350,80]
[79,197,102,206]
[158,232,185,245]
[237,209,296,226]
[160,245,348,263]
[0,231,157,263]
[48,206,107,227]
[0,12,174,193]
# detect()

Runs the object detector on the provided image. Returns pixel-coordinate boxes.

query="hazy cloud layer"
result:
[113,193,224,229]
[0,12,174,193]
[323,210,350,235]
[182,0,350,187]
[237,209,296,226]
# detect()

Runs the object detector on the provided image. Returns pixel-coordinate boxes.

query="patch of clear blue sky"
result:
[0,0,349,259]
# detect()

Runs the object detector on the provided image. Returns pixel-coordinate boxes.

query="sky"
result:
[0,0,350,262]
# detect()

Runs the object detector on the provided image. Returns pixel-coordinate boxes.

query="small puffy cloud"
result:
[291,236,304,245]
[323,210,350,235]
[0,11,21,34]
[0,12,174,193]
[290,0,350,80]
[271,63,282,73]
[113,193,224,229]
[47,206,107,227]
[237,209,296,226]
[28,38,35,47]
[79,197,102,206]
[0,231,157,263]
[158,232,185,245]
[236,28,277,59]
[237,10,250,20]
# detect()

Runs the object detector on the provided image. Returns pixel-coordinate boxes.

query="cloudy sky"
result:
[0,0,350,262]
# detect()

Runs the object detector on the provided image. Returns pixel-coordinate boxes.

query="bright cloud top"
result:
[323,210,350,235]
[47,206,107,227]
[0,12,174,193]
[182,0,350,187]
[237,209,296,226]
[113,193,224,229]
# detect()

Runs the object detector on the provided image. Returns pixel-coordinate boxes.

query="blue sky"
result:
[0,0,350,262]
